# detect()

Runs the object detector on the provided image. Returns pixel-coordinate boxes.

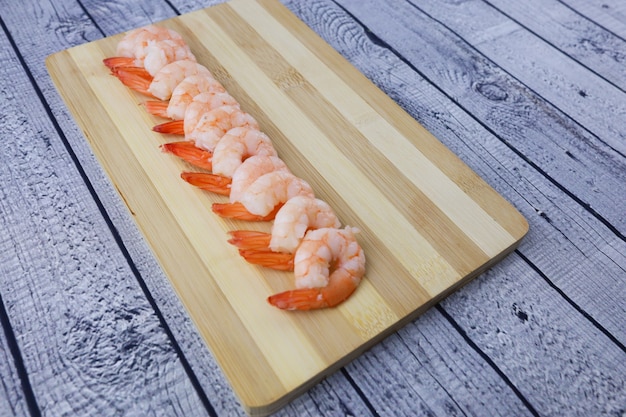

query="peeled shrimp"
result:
[211,127,276,177]
[153,90,240,135]
[145,75,227,119]
[114,60,214,100]
[212,170,314,221]
[229,196,341,270]
[162,125,274,174]
[229,155,290,201]
[267,227,364,310]
[186,105,259,152]
[104,25,193,76]
[179,155,289,197]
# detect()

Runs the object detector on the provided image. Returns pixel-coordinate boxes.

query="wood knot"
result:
[474,82,508,101]
[274,67,306,91]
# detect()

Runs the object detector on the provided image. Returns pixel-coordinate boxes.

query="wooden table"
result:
[1,0,624,416]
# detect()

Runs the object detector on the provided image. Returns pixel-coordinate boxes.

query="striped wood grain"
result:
[46,0,528,414]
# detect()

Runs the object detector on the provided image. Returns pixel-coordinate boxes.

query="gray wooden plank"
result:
[406,0,626,157]
[561,0,626,39]
[2,0,624,416]
[485,0,626,92]
[0,300,30,416]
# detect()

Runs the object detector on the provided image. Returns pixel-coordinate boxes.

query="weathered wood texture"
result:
[0,0,624,416]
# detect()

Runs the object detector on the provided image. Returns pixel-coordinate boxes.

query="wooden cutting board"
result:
[46,0,528,414]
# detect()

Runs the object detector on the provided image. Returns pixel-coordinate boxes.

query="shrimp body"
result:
[188,105,259,152]
[106,26,194,76]
[213,170,313,221]
[152,89,239,134]
[115,60,213,100]
[229,155,290,202]
[146,74,227,119]
[268,226,365,310]
[148,60,214,100]
[115,26,184,58]
[143,39,196,75]
[178,155,288,197]
[229,196,340,271]
[230,196,340,254]
[154,78,229,120]
[270,197,340,253]
[211,127,276,178]
[237,171,315,217]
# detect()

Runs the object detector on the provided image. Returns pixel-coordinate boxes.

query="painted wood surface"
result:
[0,0,624,416]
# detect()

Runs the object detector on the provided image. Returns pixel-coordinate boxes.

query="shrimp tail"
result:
[103,57,134,70]
[227,230,271,250]
[180,172,231,196]
[162,142,214,170]
[113,68,153,96]
[238,249,294,271]
[268,284,357,310]
[212,202,281,221]
[153,120,185,135]
[145,100,170,118]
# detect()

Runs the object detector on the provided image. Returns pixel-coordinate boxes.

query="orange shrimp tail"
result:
[212,202,281,221]
[162,142,214,170]
[268,285,357,310]
[145,100,170,118]
[180,172,230,196]
[238,249,294,271]
[227,230,271,250]
[113,68,153,96]
[153,120,185,135]
[103,57,136,71]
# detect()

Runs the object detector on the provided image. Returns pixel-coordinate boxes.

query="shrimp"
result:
[212,170,313,221]
[230,196,341,270]
[186,105,259,152]
[211,127,276,177]
[153,90,240,135]
[104,25,192,76]
[114,60,214,100]
[267,227,365,310]
[161,125,274,173]
[179,155,289,198]
[145,75,228,119]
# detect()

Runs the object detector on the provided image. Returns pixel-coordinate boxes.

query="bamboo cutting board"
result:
[47,0,528,414]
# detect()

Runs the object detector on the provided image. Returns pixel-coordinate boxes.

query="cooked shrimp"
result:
[114,60,214,100]
[229,155,290,202]
[186,105,259,152]
[268,226,365,310]
[104,25,191,76]
[153,90,240,135]
[212,127,276,177]
[231,197,341,270]
[145,75,227,119]
[162,125,273,173]
[179,155,289,198]
[230,196,341,270]
[212,171,314,221]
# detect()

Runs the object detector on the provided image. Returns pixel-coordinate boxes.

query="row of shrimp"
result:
[103,25,365,310]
